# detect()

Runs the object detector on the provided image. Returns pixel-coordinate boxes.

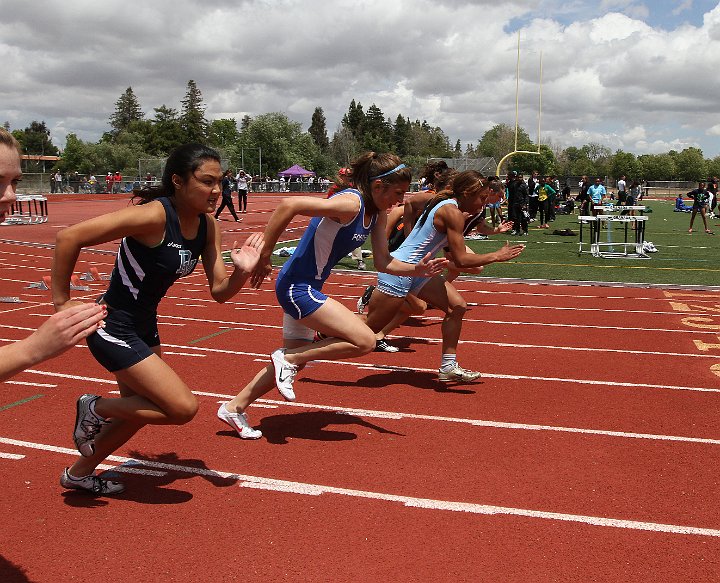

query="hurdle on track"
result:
[0,195,49,225]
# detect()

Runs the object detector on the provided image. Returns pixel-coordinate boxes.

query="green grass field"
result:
[270,199,720,287]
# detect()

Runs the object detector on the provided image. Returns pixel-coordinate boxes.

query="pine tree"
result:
[109,87,144,138]
[180,80,209,143]
[308,107,329,151]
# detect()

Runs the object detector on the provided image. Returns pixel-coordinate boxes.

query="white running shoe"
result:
[438,363,482,382]
[60,468,125,495]
[271,348,298,401]
[73,394,108,457]
[217,403,262,439]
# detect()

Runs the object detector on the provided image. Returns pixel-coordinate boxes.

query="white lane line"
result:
[1,435,718,539]
[3,380,57,388]
[21,348,714,395]
[474,303,700,316]
[0,452,24,460]
[388,336,720,360]
[163,351,206,357]
[96,463,167,477]
[191,391,720,446]
[455,318,720,335]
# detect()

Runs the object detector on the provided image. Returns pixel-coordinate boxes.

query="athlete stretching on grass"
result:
[364,171,524,382]
[53,143,263,495]
[217,152,447,439]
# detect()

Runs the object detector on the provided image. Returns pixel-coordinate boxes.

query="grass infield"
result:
[265,198,720,288]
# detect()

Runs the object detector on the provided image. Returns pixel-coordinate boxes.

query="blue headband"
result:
[370,164,407,181]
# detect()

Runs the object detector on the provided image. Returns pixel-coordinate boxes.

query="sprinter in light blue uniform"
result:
[366,171,525,383]
[218,152,448,439]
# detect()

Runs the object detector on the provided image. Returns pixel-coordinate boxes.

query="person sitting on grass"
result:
[675,194,693,213]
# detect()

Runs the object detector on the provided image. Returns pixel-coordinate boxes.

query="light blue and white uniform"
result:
[377,198,457,297]
[276,188,375,319]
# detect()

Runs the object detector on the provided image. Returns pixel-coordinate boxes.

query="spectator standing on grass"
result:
[0,128,107,383]
[577,175,591,215]
[236,169,250,213]
[105,172,113,193]
[217,152,448,439]
[536,176,556,228]
[508,171,529,236]
[707,176,718,218]
[52,143,264,494]
[587,177,606,215]
[528,171,540,221]
[617,175,627,205]
[687,181,713,234]
[215,169,241,222]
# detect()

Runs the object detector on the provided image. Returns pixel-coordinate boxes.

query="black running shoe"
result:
[357,285,375,314]
[375,338,399,353]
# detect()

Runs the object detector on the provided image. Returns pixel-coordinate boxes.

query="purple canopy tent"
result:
[277,164,315,178]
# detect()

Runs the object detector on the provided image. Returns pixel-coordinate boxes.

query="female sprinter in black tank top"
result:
[52,143,264,495]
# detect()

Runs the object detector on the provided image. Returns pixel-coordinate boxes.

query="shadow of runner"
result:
[238,410,404,445]
[302,370,478,394]
[0,555,36,583]
[62,452,237,506]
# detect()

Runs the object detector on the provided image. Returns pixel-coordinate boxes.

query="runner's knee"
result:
[165,394,199,425]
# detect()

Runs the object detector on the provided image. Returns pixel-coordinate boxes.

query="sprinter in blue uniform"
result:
[217,152,447,439]
[52,143,264,495]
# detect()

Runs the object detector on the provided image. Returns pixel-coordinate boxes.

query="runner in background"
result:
[52,143,264,494]
[217,152,448,439]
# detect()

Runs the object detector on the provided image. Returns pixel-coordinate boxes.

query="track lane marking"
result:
[2,435,719,539]
[19,349,716,394]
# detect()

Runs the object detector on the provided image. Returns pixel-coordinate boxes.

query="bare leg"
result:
[68,347,197,476]
[416,276,467,356]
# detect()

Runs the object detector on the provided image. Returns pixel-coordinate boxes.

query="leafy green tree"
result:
[209,118,240,149]
[109,87,144,139]
[237,112,319,175]
[477,123,534,164]
[570,156,597,177]
[180,80,208,143]
[637,154,676,180]
[393,115,411,156]
[17,121,59,156]
[454,140,462,157]
[706,156,720,179]
[361,104,393,152]
[674,147,707,181]
[308,107,329,151]
[513,145,557,176]
[330,126,360,166]
[609,150,640,180]
[342,100,365,138]
[240,115,252,132]
[146,105,185,155]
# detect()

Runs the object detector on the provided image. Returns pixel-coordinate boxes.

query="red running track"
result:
[1,197,720,582]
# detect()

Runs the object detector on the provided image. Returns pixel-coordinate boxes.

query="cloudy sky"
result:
[2,0,720,158]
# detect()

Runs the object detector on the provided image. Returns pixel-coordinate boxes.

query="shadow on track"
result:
[0,555,36,583]
[61,451,237,507]
[219,410,403,445]
[302,370,479,394]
